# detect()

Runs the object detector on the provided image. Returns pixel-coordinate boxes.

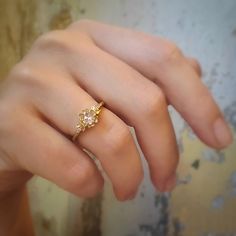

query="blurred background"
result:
[0,0,236,235]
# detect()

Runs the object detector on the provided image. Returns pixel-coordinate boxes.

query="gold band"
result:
[72,102,104,142]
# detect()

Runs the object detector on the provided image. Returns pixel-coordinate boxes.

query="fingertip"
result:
[213,117,233,149]
[164,173,177,192]
[154,173,177,193]
[114,184,140,201]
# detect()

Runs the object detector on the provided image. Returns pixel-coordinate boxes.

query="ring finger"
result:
[28,70,143,201]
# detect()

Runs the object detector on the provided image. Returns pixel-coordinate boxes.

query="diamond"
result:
[73,102,104,142]
[83,109,96,126]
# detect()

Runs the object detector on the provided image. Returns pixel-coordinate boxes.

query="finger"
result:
[72,20,232,149]
[59,41,179,192]
[156,56,202,106]
[186,57,202,77]
[27,72,143,201]
[1,107,104,198]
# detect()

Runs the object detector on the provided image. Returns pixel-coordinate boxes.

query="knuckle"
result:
[188,58,202,76]
[42,142,97,193]
[10,63,46,91]
[33,30,72,52]
[68,19,94,30]
[104,122,132,155]
[11,63,35,82]
[34,27,93,58]
[160,41,182,63]
[65,162,96,192]
[141,88,166,117]
[149,38,182,65]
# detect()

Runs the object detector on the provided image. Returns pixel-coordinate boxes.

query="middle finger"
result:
[69,44,179,192]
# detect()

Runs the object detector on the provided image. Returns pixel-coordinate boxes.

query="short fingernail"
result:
[164,173,177,192]
[128,189,138,200]
[213,117,233,148]
[158,174,177,192]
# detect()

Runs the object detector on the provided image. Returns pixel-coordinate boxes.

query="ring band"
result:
[72,101,104,142]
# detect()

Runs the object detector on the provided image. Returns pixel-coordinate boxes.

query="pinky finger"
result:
[3,113,104,198]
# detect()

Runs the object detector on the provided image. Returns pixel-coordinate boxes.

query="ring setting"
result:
[72,102,104,142]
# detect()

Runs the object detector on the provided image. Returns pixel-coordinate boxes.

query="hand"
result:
[0,20,232,201]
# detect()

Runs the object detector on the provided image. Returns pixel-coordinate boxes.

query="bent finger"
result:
[62,43,179,192]
[26,71,143,201]
[1,107,104,198]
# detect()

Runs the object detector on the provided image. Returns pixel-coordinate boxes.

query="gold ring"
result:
[72,102,104,142]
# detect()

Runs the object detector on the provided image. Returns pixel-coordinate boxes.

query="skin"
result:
[0,20,233,235]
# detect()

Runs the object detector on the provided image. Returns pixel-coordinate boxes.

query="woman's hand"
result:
[0,20,232,201]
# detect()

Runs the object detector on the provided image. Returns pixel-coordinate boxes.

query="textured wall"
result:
[0,0,236,236]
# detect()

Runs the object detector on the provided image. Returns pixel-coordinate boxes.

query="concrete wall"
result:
[0,0,236,235]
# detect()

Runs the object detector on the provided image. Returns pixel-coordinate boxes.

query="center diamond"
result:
[83,109,96,126]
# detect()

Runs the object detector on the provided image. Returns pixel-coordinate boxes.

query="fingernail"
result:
[158,174,177,193]
[128,189,138,200]
[213,117,233,148]
[164,174,177,192]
